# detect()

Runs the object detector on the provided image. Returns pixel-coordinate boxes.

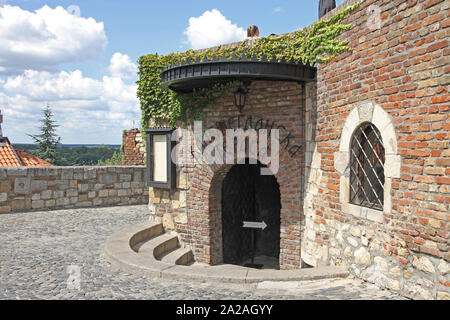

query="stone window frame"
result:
[334,101,400,223]
[349,122,385,210]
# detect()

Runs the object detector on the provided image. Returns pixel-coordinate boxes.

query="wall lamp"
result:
[234,86,248,114]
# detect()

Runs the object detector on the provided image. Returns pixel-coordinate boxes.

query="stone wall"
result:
[0,166,148,213]
[302,0,449,299]
[122,129,145,166]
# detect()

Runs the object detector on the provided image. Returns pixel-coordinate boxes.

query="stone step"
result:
[130,222,164,251]
[160,247,193,265]
[137,232,179,259]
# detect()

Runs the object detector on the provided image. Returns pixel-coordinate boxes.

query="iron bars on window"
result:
[349,122,385,211]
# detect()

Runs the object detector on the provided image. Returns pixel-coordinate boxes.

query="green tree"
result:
[97,150,122,166]
[28,105,61,164]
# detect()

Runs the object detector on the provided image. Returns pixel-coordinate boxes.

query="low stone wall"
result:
[0,166,148,213]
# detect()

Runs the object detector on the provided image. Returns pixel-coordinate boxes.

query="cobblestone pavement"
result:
[0,205,406,300]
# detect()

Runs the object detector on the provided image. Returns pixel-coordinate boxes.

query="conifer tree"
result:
[28,105,61,164]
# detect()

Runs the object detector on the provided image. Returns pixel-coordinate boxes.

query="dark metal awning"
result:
[160,55,316,93]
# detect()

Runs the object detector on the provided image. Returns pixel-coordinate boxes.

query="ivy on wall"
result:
[137,3,360,129]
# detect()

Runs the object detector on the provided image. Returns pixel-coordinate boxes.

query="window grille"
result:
[350,122,385,211]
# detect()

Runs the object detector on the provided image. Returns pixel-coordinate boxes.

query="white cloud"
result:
[274,7,283,13]
[0,53,140,144]
[108,53,138,81]
[0,5,107,74]
[3,70,103,101]
[184,9,246,50]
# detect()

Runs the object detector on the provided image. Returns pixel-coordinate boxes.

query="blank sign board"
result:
[152,135,168,183]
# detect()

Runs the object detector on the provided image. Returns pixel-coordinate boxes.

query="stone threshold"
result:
[104,221,349,284]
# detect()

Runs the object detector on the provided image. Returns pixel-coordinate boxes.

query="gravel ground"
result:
[0,205,406,300]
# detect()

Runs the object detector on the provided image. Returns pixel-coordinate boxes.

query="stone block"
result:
[122,182,131,189]
[31,180,48,192]
[133,170,143,182]
[45,199,55,207]
[357,101,375,122]
[78,184,88,193]
[70,180,78,189]
[0,205,11,213]
[32,200,45,209]
[56,197,70,206]
[0,192,7,202]
[385,154,401,178]
[41,190,53,200]
[61,168,74,180]
[37,168,58,177]
[162,214,175,231]
[11,199,25,211]
[350,226,361,237]
[131,181,144,189]
[0,180,11,192]
[66,189,78,197]
[334,151,348,176]
[354,247,371,265]
[404,282,433,300]
[437,291,450,300]
[14,177,31,194]
[99,173,117,184]
[149,188,161,204]
[7,168,28,176]
[99,190,109,198]
[177,173,189,190]
[347,237,359,247]
[53,190,64,199]
[73,170,84,180]
[84,168,97,180]
[94,183,105,190]
[174,213,188,224]
[413,256,436,274]
[438,259,450,276]
[120,174,132,182]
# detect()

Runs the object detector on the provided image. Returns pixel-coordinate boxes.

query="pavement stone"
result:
[0,205,407,300]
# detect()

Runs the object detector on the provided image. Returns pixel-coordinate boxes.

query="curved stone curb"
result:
[104,222,349,284]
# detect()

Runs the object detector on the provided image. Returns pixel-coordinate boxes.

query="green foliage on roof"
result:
[137,2,360,129]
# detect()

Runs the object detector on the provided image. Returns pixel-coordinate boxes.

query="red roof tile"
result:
[16,149,53,167]
[0,138,53,167]
[0,139,22,166]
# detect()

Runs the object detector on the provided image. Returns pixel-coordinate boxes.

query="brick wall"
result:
[302,0,449,299]
[0,166,148,213]
[122,129,145,166]
[148,81,306,269]
[144,0,448,298]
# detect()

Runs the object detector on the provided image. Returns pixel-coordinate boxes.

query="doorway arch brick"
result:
[188,145,304,269]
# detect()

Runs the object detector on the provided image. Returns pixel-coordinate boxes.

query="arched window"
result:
[350,122,385,211]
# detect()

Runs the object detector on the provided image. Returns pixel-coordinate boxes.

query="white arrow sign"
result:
[243,221,267,230]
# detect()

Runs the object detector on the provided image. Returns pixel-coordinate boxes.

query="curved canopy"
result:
[160,55,316,93]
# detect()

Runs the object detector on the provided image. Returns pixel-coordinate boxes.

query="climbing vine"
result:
[137,3,360,129]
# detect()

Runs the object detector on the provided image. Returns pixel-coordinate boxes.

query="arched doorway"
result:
[221,160,281,269]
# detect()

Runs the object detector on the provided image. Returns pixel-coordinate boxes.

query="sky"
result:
[0,0,347,144]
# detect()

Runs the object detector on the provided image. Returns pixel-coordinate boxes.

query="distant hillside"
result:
[13,144,122,166]
[14,144,121,149]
